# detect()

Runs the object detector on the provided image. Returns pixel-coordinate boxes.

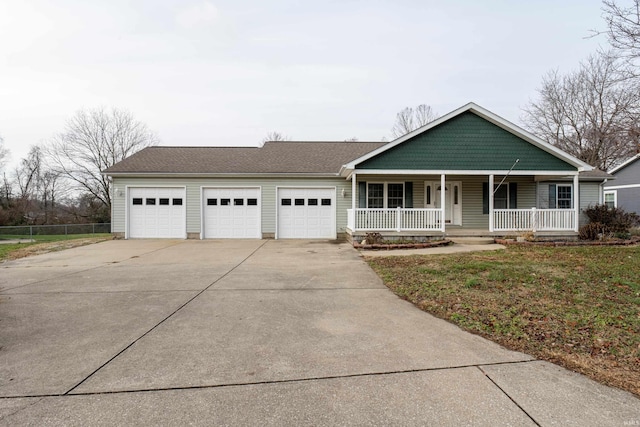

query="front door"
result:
[426,181,462,225]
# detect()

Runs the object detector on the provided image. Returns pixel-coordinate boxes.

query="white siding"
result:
[580,182,602,226]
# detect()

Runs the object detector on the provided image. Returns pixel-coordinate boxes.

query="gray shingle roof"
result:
[579,169,613,179]
[103,141,387,175]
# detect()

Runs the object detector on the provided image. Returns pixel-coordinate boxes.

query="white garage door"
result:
[203,188,261,238]
[128,188,186,238]
[277,188,336,239]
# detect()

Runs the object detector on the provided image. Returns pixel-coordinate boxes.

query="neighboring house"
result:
[603,154,640,214]
[103,103,610,241]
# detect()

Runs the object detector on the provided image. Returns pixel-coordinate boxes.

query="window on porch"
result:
[360,182,411,209]
[482,182,517,214]
[549,184,573,209]
[351,181,437,231]
[494,185,508,209]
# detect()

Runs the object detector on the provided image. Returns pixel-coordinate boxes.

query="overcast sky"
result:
[0,0,607,168]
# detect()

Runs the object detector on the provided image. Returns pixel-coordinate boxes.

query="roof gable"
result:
[608,153,640,174]
[346,102,592,173]
[357,111,576,171]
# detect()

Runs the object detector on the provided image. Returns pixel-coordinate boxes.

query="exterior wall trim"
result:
[602,183,640,190]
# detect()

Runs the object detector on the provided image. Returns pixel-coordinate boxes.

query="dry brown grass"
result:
[1,237,111,261]
[367,245,640,396]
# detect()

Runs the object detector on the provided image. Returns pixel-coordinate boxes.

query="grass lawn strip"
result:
[366,245,640,397]
[0,234,111,262]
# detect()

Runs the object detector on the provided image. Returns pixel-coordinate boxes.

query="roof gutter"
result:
[102,172,343,178]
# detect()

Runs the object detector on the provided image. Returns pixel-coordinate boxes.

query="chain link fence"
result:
[0,223,111,241]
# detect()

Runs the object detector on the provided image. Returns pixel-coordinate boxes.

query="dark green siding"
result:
[358,112,576,171]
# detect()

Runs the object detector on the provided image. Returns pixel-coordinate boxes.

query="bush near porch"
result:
[579,204,640,240]
[367,245,640,396]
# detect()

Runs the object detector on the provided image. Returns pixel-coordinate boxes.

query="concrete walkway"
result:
[0,240,638,426]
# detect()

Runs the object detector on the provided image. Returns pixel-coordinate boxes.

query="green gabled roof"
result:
[357,111,577,171]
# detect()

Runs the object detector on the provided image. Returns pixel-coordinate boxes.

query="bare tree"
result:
[262,131,291,144]
[0,136,9,201]
[522,51,640,170]
[344,137,359,142]
[45,107,158,213]
[14,146,42,201]
[600,0,640,63]
[0,136,9,172]
[391,104,438,139]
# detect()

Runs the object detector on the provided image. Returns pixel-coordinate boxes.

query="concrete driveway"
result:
[0,240,638,426]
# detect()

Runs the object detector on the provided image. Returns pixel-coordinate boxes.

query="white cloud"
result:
[176,1,220,29]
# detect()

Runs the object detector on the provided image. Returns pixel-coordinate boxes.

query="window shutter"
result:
[509,182,517,209]
[549,184,556,209]
[358,182,367,208]
[482,182,489,214]
[404,182,413,208]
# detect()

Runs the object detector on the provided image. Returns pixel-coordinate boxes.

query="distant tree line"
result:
[0,108,158,226]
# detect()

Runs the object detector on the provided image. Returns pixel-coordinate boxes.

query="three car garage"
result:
[126,186,336,240]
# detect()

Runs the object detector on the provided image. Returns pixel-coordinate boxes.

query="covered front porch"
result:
[345,173,581,240]
[338,102,598,242]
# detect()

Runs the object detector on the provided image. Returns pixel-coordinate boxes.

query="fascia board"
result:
[104,172,341,178]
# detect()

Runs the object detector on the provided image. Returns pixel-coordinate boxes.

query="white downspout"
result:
[599,179,608,204]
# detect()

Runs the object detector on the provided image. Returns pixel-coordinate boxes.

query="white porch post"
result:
[440,174,446,232]
[351,173,357,230]
[489,174,494,232]
[573,173,580,232]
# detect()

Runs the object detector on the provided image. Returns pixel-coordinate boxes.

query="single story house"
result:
[603,153,640,214]
[103,102,611,241]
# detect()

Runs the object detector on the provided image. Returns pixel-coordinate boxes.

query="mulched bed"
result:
[353,239,452,250]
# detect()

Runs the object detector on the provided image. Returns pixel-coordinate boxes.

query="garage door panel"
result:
[278,188,336,239]
[128,188,186,239]
[203,188,261,239]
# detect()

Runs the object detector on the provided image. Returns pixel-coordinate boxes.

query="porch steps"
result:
[448,237,495,245]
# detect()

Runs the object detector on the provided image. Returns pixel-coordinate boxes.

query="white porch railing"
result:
[493,208,575,232]
[347,208,443,231]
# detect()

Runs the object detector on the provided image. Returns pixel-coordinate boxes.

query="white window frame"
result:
[604,190,617,208]
[493,184,510,210]
[557,184,573,209]
[366,182,404,209]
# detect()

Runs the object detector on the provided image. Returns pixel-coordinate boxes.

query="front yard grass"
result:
[0,234,111,262]
[366,245,640,396]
